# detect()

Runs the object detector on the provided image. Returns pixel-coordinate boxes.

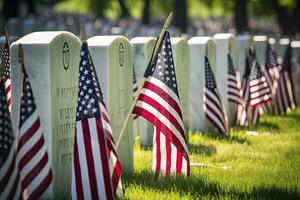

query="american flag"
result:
[0,80,21,200]
[277,44,296,113]
[227,54,246,125]
[17,66,52,199]
[227,54,242,104]
[133,31,190,177]
[248,52,272,107]
[203,56,229,135]
[242,52,261,125]
[1,42,12,112]
[72,42,122,199]
[261,45,280,114]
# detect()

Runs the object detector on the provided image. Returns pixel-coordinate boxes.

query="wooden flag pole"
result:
[116,12,173,151]
[4,27,10,48]
[80,24,87,42]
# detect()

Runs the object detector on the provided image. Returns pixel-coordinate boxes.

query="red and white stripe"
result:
[241,77,260,125]
[204,88,229,135]
[99,101,123,197]
[0,144,21,200]
[277,71,296,113]
[17,110,52,199]
[249,76,272,107]
[227,71,242,104]
[72,116,114,200]
[238,77,249,126]
[3,76,11,112]
[133,77,190,177]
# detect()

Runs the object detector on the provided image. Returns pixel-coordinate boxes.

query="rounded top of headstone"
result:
[13,31,80,44]
[170,37,187,45]
[279,38,290,45]
[291,41,300,48]
[253,35,268,42]
[87,35,130,46]
[213,33,235,40]
[130,37,156,44]
[188,36,214,45]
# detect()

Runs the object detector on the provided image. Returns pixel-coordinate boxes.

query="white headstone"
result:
[188,37,216,132]
[171,37,189,133]
[213,33,236,126]
[130,37,156,147]
[235,35,250,77]
[278,38,290,58]
[291,41,300,104]
[253,35,268,65]
[10,31,81,198]
[87,36,134,172]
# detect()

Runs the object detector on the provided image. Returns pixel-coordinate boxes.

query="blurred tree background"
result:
[1,0,299,35]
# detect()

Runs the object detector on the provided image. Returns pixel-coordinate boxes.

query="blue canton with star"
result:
[1,42,10,79]
[265,45,278,69]
[282,44,291,72]
[76,42,101,121]
[144,31,179,96]
[0,80,14,167]
[248,53,263,81]
[205,56,217,90]
[228,54,236,75]
[19,67,37,127]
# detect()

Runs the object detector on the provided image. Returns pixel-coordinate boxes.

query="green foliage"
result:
[122,108,300,199]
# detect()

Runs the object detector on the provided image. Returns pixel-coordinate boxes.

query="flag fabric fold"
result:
[72,42,123,200]
[133,31,190,177]
[248,52,272,107]
[276,44,296,113]
[0,80,21,200]
[1,42,12,112]
[204,56,229,135]
[17,66,52,199]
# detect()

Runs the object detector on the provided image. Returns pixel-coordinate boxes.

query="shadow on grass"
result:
[200,131,251,145]
[122,170,300,199]
[250,121,281,133]
[188,143,217,156]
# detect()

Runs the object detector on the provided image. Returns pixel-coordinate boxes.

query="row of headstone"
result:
[8,31,300,198]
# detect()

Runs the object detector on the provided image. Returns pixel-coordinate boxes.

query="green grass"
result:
[121,108,300,199]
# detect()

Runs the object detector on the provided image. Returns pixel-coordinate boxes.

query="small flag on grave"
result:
[17,62,52,199]
[133,31,190,177]
[0,80,21,200]
[72,42,123,199]
[248,52,272,107]
[227,54,248,125]
[277,44,296,113]
[0,39,11,112]
[203,56,229,135]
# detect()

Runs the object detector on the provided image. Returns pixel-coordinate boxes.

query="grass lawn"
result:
[122,107,300,199]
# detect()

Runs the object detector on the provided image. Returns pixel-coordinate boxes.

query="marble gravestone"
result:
[188,37,216,132]
[253,35,268,66]
[213,33,236,126]
[171,37,190,134]
[130,37,156,147]
[87,36,134,172]
[235,35,250,78]
[291,41,300,104]
[10,31,81,198]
